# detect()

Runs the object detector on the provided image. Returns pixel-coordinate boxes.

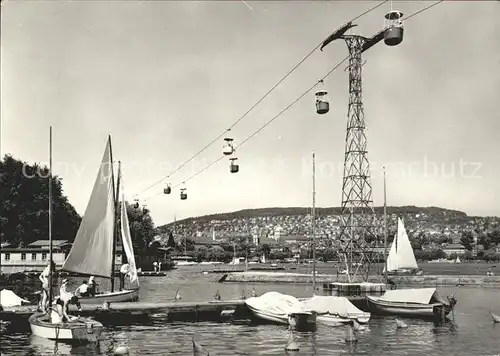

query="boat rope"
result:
[141,0,445,203]
[134,0,390,197]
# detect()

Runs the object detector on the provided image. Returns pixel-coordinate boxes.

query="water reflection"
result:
[2,275,500,355]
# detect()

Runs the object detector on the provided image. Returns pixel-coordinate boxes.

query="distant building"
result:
[0,239,124,274]
[280,235,310,244]
[442,243,466,256]
[272,226,283,241]
[0,240,71,274]
[192,237,222,250]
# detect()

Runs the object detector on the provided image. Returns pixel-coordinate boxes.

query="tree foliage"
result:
[0,155,81,246]
[123,203,156,253]
[166,231,176,248]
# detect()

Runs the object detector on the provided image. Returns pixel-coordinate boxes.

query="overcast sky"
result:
[2,1,499,225]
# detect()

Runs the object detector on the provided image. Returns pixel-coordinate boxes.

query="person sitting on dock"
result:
[75,280,90,297]
[39,261,55,313]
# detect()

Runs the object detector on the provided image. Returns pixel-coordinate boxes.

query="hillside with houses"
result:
[157,206,500,262]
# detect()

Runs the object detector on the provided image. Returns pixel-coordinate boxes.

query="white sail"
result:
[384,234,398,272]
[385,218,419,271]
[62,138,115,278]
[120,193,139,288]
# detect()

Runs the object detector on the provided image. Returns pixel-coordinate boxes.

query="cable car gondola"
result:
[315,80,329,115]
[180,188,187,200]
[164,183,171,194]
[133,196,140,209]
[384,10,404,46]
[230,157,239,173]
[223,137,234,155]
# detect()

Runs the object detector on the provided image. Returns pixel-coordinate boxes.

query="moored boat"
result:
[245,292,316,329]
[29,310,103,342]
[365,287,457,321]
[60,136,140,304]
[302,295,370,326]
[29,127,104,343]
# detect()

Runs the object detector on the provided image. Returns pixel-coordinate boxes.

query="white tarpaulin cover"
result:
[245,292,311,316]
[379,288,440,304]
[0,289,29,307]
[302,296,366,316]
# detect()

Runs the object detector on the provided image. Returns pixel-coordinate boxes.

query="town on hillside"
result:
[156,207,500,263]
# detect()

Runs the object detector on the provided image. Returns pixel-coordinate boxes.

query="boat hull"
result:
[29,312,103,342]
[78,288,139,304]
[316,313,370,327]
[387,269,423,276]
[246,304,316,329]
[365,296,451,320]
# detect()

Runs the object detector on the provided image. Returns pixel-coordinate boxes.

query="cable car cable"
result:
[140,0,445,202]
[141,59,347,203]
[134,0,390,197]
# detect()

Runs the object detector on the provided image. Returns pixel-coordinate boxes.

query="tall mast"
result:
[109,135,119,292]
[48,126,53,304]
[312,151,316,294]
[383,166,388,279]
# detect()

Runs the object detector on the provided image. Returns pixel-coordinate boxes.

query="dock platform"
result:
[137,271,167,277]
[0,300,251,324]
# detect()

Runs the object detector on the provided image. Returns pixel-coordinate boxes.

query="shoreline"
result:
[218,271,500,288]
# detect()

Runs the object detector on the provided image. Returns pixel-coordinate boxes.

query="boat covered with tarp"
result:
[302,296,370,326]
[245,291,316,329]
[366,287,457,320]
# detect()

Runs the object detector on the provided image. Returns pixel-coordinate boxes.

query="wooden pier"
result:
[137,271,167,277]
[0,300,252,324]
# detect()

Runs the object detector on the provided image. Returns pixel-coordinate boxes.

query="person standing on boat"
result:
[53,293,82,323]
[119,263,130,290]
[59,279,71,300]
[39,261,55,313]
[158,261,162,272]
[88,276,97,296]
[153,261,158,272]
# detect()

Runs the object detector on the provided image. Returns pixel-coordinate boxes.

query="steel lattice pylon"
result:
[337,36,377,282]
[320,23,388,282]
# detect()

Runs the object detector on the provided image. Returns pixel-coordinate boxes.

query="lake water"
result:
[1,265,500,355]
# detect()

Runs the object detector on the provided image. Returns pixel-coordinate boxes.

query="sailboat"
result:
[29,127,104,342]
[61,136,140,304]
[301,152,371,326]
[383,218,423,276]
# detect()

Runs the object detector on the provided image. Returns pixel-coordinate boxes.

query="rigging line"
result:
[142,0,445,202]
[135,0,389,196]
